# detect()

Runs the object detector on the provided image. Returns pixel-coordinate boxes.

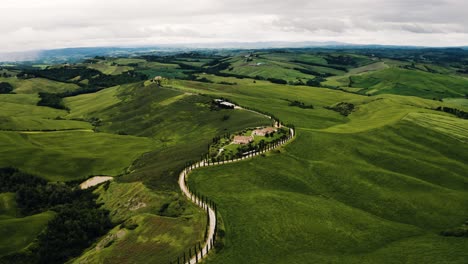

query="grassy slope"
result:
[0,117,92,131]
[73,182,206,264]
[350,67,468,99]
[0,131,157,181]
[85,83,272,190]
[222,56,313,82]
[61,82,271,263]
[74,211,205,264]
[0,203,54,257]
[87,63,133,75]
[0,93,92,131]
[0,77,79,94]
[170,77,468,263]
[444,98,468,110]
[135,61,188,79]
[64,85,121,119]
[0,193,17,219]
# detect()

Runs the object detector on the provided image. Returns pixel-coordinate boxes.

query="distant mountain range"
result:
[1,42,467,63]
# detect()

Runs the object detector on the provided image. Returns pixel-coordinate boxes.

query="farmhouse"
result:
[253,127,277,136]
[233,136,253,144]
[213,99,236,109]
[151,76,164,86]
[220,102,235,108]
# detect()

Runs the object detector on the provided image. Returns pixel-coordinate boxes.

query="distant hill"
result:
[2,42,466,63]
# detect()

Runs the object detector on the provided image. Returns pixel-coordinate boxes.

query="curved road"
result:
[178,111,295,264]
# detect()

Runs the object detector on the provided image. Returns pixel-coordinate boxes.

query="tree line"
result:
[435,106,468,119]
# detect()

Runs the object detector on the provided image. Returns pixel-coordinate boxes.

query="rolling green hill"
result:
[87,62,133,75]
[349,67,468,99]
[171,75,468,264]
[1,49,468,263]
[0,131,158,182]
[0,77,80,94]
[0,212,55,257]
[60,82,270,263]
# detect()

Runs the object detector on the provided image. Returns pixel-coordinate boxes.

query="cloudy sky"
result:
[1,0,467,52]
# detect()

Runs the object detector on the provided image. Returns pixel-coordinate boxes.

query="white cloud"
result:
[0,0,467,52]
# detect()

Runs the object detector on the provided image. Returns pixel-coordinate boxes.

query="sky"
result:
[1,0,468,53]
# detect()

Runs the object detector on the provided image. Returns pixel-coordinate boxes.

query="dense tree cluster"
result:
[325,55,359,67]
[0,82,14,93]
[325,102,355,116]
[288,100,314,109]
[306,77,326,87]
[266,78,288,85]
[0,168,112,264]
[37,92,68,110]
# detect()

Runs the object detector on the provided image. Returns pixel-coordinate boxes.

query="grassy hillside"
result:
[64,85,122,119]
[0,77,80,94]
[349,67,468,99]
[87,62,133,75]
[54,82,271,263]
[0,211,55,257]
[0,93,93,131]
[218,51,374,83]
[0,131,157,181]
[69,82,272,189]
[167,75,468,263]
[222,56,313,82]
[3,50,468,263]
[74,211,205,264]
[189,120,468,263]
[70,181,207,264]
[0,193,17,219]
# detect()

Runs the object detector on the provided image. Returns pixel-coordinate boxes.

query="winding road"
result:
[178,107,295,264]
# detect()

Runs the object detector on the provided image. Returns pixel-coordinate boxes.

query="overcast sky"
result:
[1,0,467,52]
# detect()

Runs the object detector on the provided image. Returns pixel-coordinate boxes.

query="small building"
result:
[220,102,235,109]
[151,76,164,86]
[253,127,277,137]
[233,136,253,145]
[213,99,236,109]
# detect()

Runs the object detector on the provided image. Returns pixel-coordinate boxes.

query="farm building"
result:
[253,127,277,136]
[213,99,236,109]
[233,136,253,144]
[151,76,165,86]
[220,102,235,109]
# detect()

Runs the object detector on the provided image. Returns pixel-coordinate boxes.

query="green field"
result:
[444,97,468,110]
[0,93,93,131]
[64,85,122,119]
[222,56,314,82]
[0,77,79,94]
[0,131,158,181]
[0,191,55,257]
[87,62,133,75]
[349,67,468,99]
